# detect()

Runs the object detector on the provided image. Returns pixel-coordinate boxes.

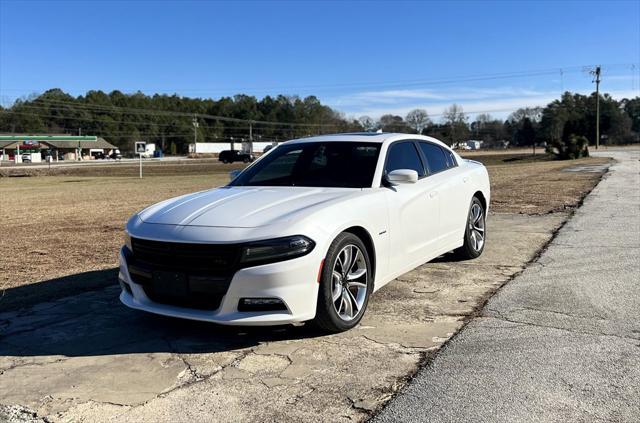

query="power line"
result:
[3,107,345,129]
[6,105,552,127]
[2,63,637,95]
[18,98,342,127]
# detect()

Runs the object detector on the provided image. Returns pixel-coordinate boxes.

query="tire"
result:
[222,159,229,164]
[454,196,486,260]
[314,233,372,333]
[243,158,250,163]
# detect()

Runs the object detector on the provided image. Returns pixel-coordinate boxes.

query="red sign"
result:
[18,143,41,149]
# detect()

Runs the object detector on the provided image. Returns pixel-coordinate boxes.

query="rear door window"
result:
[419,142,450,174]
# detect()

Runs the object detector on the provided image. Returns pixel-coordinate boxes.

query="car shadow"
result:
[0,270,326,358]
[431,251,470,263]
[0,268,119,313]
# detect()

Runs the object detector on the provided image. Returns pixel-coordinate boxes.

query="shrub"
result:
[546,134,590,160]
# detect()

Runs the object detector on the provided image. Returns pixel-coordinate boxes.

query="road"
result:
[374,148,640,422]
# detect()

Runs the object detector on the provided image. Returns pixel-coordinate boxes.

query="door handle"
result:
[463,177,469,183]
[429,191,438,198]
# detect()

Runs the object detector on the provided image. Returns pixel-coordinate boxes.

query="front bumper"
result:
[118,247,321,325]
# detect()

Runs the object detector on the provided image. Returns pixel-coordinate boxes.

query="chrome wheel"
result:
[331,244,368,321]
[468,203,485,252]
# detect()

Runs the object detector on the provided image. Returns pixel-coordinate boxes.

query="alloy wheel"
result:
[468,203,485,252]
[331,244,368,321]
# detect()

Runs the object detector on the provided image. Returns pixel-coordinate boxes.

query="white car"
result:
[119,133,490,332]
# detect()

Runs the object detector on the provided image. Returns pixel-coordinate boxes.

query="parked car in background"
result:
[21,154,31,163]
[110,149,122,160]
[119,133,490,332]
[219,150,254,164]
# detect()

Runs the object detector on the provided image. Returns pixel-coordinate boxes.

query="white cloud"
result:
[327,86,550,109]
[330,89,445,107]
[605,74,636,82]
[327,86,639,121]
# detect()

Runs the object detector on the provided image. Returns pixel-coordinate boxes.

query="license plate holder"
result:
[153,270,188,297]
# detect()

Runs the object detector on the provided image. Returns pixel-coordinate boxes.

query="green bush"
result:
[546,134,590,160]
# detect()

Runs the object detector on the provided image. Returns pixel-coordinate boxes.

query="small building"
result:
[0,135,118,163]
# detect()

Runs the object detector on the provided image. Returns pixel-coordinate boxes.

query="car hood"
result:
[138,186,359,228]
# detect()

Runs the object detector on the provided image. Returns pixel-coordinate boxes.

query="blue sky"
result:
[1,0,639,120]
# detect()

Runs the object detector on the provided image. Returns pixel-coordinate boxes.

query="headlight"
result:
[124,232,133,252]
[240,235,315,265]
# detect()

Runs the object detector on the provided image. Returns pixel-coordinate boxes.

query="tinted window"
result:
[447,150,457,167]
[248,148,302,184]
[384,142,425,176]
[231,142,381,188]
[419,142,449,174]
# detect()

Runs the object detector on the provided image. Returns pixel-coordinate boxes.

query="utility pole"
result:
[591,66,601,150]
[248,121,253,154]
[192,116,199,145]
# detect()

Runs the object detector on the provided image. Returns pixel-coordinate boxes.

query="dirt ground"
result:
[478,156,611,214]
[0,154,609,299]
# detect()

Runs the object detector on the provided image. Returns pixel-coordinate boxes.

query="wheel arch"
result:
[473,190,487,212]
[342,226,376,282]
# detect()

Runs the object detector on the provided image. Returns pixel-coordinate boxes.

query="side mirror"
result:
[229,169,242,181]
[387,169,418,185]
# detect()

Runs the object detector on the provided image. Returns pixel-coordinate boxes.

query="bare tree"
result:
[442,104,469,145]
[472,113,492,137]
[358,115,376,131]
[378,114,410,132]
[475,113,493,126]
[443,104,467,125]
[405,109,431,134]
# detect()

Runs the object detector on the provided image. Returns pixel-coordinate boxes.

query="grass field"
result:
[0,153,610,298]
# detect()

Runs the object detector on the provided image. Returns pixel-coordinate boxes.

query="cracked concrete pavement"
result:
[0,211,567,422]
[374,148,640,423]
[0,173,601,422]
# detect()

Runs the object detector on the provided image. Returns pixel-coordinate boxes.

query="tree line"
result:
[0,89,362,153]
[0,89,638,155]
[366,92,639,152]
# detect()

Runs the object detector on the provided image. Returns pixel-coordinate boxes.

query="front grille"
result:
[127,238,242,311]
[131,238,241,274]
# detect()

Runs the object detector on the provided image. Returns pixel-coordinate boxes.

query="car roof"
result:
[284,132,452,150]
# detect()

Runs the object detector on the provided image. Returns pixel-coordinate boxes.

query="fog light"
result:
[238,298,287,312]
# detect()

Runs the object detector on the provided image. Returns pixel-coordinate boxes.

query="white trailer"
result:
[189,142,275,154]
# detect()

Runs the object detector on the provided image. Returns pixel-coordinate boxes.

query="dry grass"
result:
[0,156,610,296]
[484,157,610,214]
[0,173,230,294]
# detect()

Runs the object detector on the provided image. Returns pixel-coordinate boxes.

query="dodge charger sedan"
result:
[119,133,490,332]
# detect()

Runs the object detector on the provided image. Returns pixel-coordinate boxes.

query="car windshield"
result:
[230,142,381,188]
